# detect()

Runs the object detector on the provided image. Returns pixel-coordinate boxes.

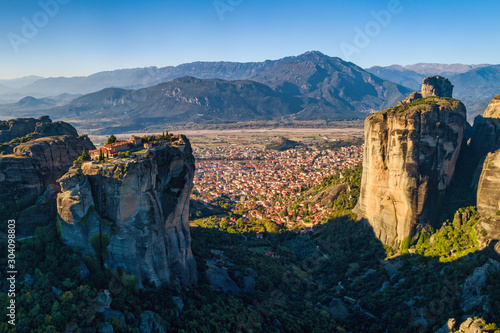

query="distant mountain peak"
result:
[19,96,38,102]
[18,96,45,107]
[302,50,327,56]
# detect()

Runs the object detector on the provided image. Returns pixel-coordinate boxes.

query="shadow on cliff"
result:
[439,114,500,226]
[437,140,478,225]
[189,212,499,332]
[10,212,499,333]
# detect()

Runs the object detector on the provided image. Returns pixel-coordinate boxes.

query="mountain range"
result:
[0,52,498,131]
[0,52,411,132]
[365,64,500,118]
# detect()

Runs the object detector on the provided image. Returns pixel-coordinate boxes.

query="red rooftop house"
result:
[89,147,118,160]
[104,140,130,152]
[144,142,153,150]
[129,135,142,146]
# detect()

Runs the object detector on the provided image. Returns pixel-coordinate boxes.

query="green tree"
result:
[105,134,117,145]
[81,148,91,161]
[265,221,279,233]
[219,220,229,231]
[236,218,245,229]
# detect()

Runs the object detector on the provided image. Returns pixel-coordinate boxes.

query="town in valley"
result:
[187,129,364,232]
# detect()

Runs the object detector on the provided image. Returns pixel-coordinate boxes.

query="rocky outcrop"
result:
[306,184,346,206]
[205,262,240,294]
[457,318,489,333]
[469,94,500,246]
[494,242,500,260]
[354,77,466,246]
[470,115,500,161]
[421,76,454,99]
[398,76,453,106]
[57,136,197,287]
[476,151,500,243]
[0,116,95,235]
[0,116,77,143]
[461,258,500,313]
[435,318,456,333]
[483,94,500,118]
[469,95,500,192]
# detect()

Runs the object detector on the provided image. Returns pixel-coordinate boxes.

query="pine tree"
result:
[81,148,91,161]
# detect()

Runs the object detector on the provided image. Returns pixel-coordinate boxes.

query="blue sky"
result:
[1,0,499,79]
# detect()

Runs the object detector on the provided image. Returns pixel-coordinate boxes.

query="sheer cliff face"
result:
[474,95,500,247]
[477,151,500,243]
[0,135,95,203]
[57,137,197,287]
[470,95,500,163]
[354,97,467,246]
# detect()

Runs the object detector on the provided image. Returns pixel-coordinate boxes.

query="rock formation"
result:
[469,115,500,163]
[0,116,95,235]
[354,77,466,246]
[476,151,500,244]
[57,136,197,287]
[398,76,454,106]
[460,258,500,313]
[457,318,489,333]
[468,96,500,251]
[469,95,500,187]
[0,116,78,143]
[483,94,500,118]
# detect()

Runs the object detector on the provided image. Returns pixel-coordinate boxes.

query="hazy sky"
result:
[1,0,499,79]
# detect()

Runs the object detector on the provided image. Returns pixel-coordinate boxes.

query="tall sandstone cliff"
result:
[474,95,500,253]
[57,136,197,287]
[476,151,500,244]
[469,94,500,176]
[0,116,95,235]
[354,77,467,246]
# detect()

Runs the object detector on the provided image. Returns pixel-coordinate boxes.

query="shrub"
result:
[400,236,411,255]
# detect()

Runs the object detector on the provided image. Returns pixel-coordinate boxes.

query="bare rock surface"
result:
[435,318,456,333]
[0,116,95,235]
[306,184,346,206]
[205,263,240,293]
[483,94,500,118]
[57,136,197,287]
[461,259,500,313]
[469,95,500,191]
[476,151,500,243]
[354,96,466,245]
[354,77,466,246]
[458,318,489,333]
[421,76,454,99]
[398,76,454,106]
